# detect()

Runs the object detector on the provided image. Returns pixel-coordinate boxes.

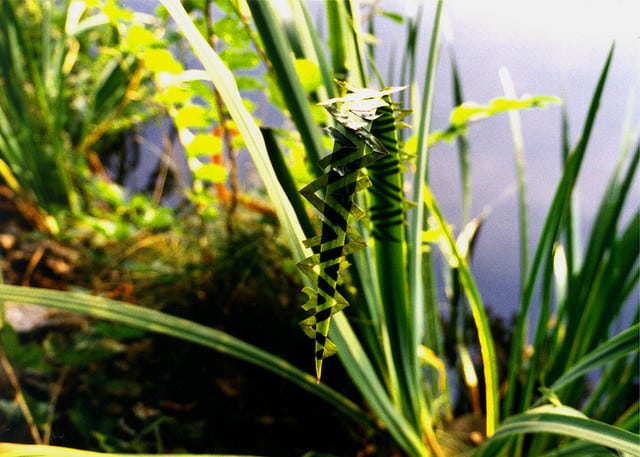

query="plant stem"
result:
[0,345,43,444]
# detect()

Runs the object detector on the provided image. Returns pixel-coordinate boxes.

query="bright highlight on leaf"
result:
[191,162,227,183]
[428,95,561,145]
[186,133,222,158]
[174,104,211,129]
[294,58,323,93]
[143,47,184,74]
[124,23,158,52]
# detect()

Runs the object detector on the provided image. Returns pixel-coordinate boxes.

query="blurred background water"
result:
[425,0,639,319]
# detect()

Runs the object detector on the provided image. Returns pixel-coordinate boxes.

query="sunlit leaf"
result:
[92,180,126,207]
[103,0,133,22]
[450,96,560,126]
[143,47,184,74]
[155,85,191,106]
[186,79,218,105]
[124,23,158,53]
[186,133,223,157]
[380,10,405,24]
[294,58,323,93]
[429,95,561,146]
[174,104,211,129]
[136,207,176,229]
[192,162,227,183]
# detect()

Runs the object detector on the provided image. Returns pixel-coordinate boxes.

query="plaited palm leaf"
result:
[298,84,404,381]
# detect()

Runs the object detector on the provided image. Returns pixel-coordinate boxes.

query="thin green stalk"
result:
[548,323,640,395]
[409,0,444,364]
[560,103,581,277]
[343,0,368,85]
[448,56,474,414]
[615,402,640,445]
[522,245,562,456]
[344,249,388,380]
[398,4,422,112]
[297,1,336,100]
[330,314,429,457]
[451,53,471,224]
[284,0,334,100]
[326,0,368,86]
[499,67,529,289]
[405,1,446,428]
[326,0,348,81]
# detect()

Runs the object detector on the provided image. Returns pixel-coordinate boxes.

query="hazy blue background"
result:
[370,0,639,317]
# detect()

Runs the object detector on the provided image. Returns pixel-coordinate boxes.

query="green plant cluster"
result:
[0,0,160,222]
[0,1,638,456]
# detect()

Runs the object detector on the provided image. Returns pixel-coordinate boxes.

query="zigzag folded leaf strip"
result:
[298,86,403,382]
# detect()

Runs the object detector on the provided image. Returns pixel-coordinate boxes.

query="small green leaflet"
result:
[428,94,561,145]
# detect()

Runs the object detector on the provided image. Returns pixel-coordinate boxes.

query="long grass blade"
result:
[0,442,261,457]
[326,0,348,81]
[330,314,429,457]
[284,0,335,100]
[581,316,639,421]
[477,406,640,457]
[261,127,315,238]
[408,0,444,375]
[368,96,423,432]
[539,441,628,457]
[554,143,639,378]
[548,323,639,394]
[499,67,529,289]
[447,52,472,224]
[503,45,615,418]
[0,284,369,427]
